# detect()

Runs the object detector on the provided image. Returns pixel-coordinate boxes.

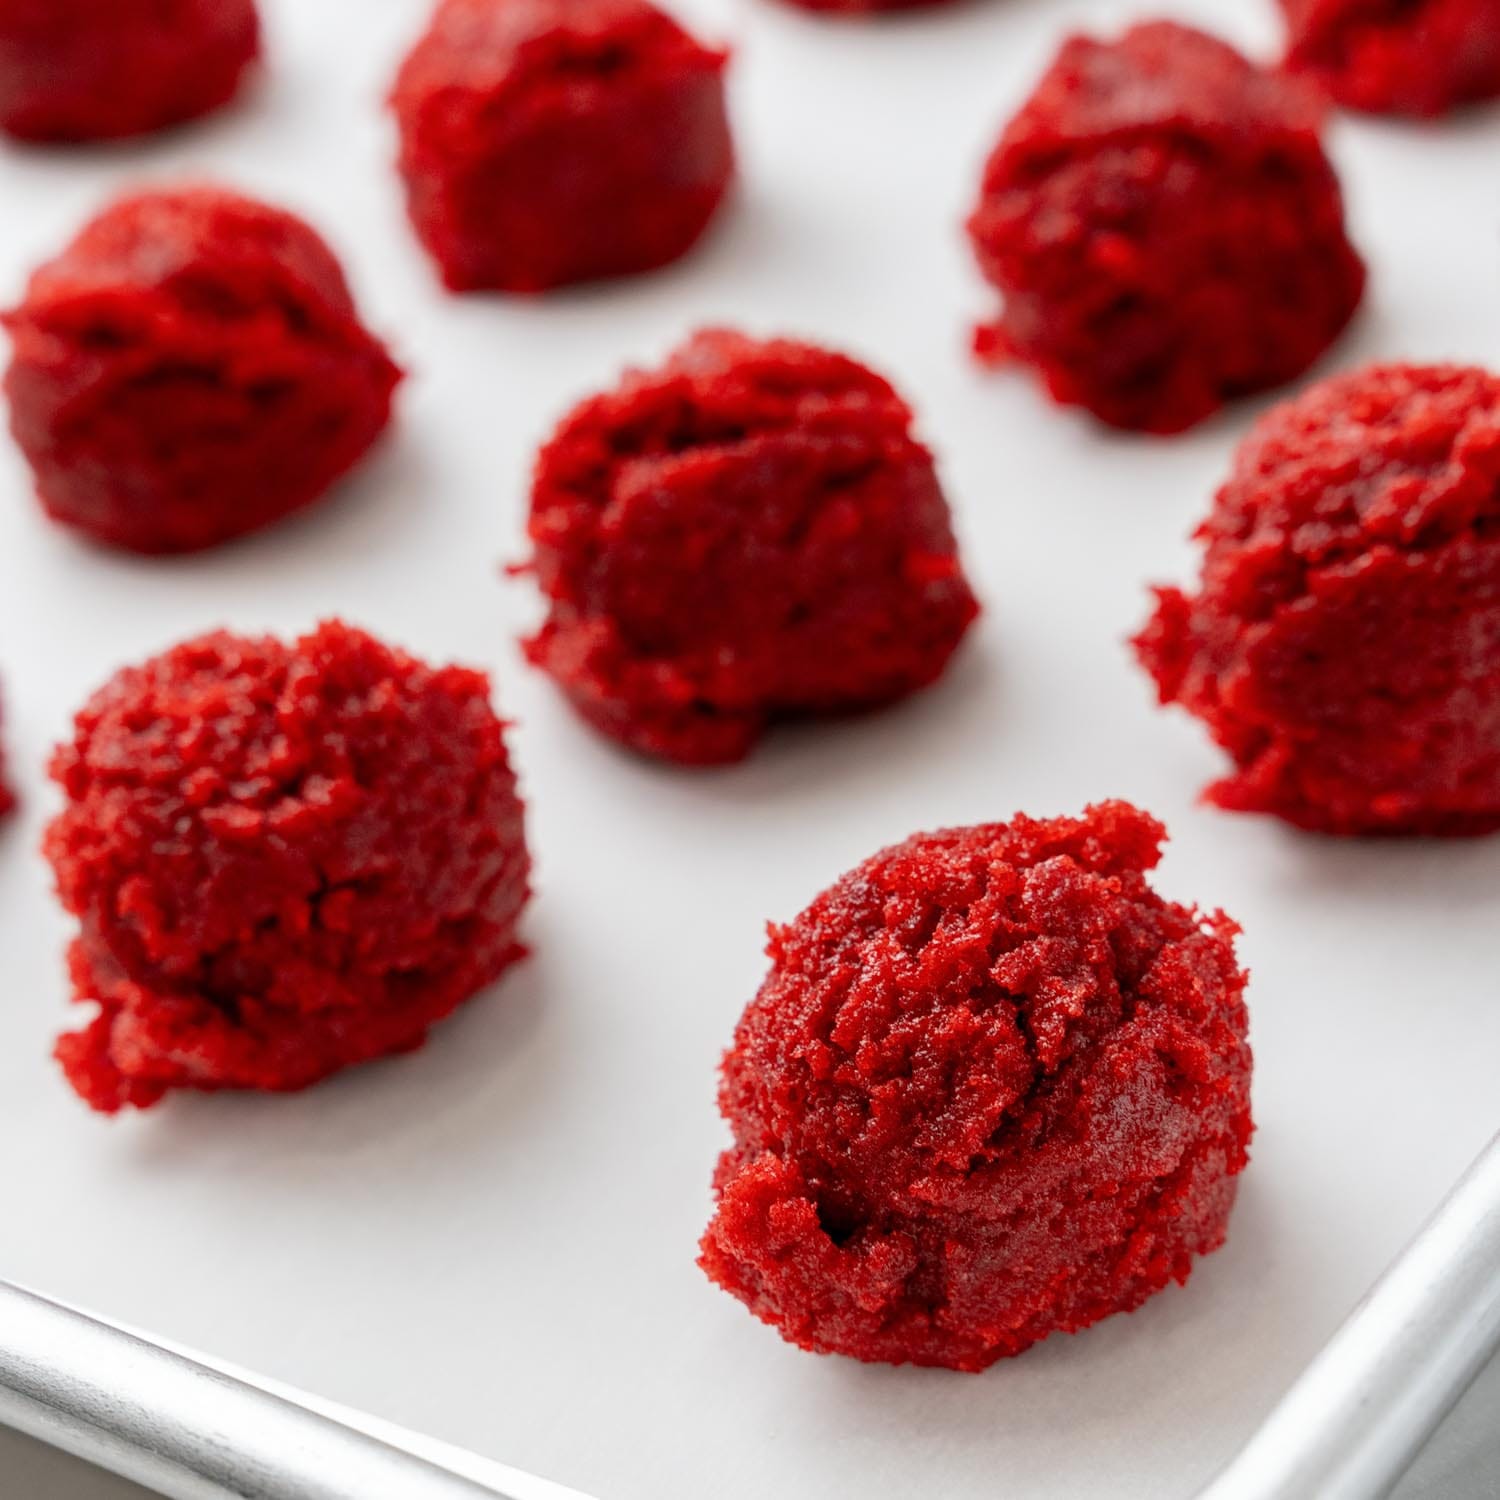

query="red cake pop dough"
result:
[967,21,1365,435]
[4,187,401,556]
[700,802,1252,1370]
[1281,0,1500,117]
[0,0,259,143]
[523,329,979,764]
[391,0,733,292]
[46,622,531,1113]
[1137,364,1500,837]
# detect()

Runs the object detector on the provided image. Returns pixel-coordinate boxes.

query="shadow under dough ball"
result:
[391,0,734,292]
[4,186,402,555]
[967,20,1366,435]
[46,622,532,1113]
[0,0,260,143]
[1136,363,1500,836]
[700,802,1253,1370]
[1280,0,1500,117]
[0,689,13,817]
[772,0,956,20]
[522,327,980,764]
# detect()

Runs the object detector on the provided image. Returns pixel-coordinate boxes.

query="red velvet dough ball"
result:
[1281,0,1500,117]
[4,187,401,556]
[700,802,1253,1370]
[0,0,259,143]
[967,21,1365,434]
[46,622,532,1113]
[1137,363,1500,837]
[391,0,734,292]
[523,328,979,764]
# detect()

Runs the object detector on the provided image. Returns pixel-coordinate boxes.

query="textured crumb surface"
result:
[967,20,1365,434]
[0,0,259,142]
[525,328,979,763]
[4,186,401,555]
[391,0,733,292]
[1281,0,1500,117]
[700,802,1252,1370]
[1136,362,1500,836]
[46,621,531,1112]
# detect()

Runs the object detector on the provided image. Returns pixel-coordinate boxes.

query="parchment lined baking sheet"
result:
[0,1,1497,1496]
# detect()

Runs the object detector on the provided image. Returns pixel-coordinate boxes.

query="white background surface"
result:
[0,0,1497,1497]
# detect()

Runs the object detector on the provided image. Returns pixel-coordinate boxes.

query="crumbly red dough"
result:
[4,186,402,555]
[0,0,259,143]
[700,802,1252,1370]
[967,21,1366,435]
[1137,364,1500,837]
[1281,0,1500,117]
[391,0,733,292]
[524,328,979,764]
[46,622,531,1113]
